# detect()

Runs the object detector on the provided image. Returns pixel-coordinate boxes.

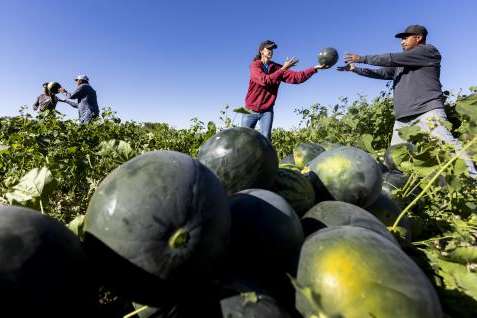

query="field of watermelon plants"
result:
[0,87,476,317]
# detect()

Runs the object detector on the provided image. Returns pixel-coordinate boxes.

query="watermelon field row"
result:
[0,88,476,317]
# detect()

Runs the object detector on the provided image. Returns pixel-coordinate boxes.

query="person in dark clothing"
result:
[243,40,329,140]
[58,75,99,124]
[33,82,62,112]
[338,25,476,177]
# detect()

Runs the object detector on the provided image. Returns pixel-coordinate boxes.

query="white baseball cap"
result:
[75,74,89,82]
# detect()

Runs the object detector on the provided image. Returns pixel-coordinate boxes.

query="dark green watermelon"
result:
[307,146,382,207]
[130,278,294,318]
[302,171,334,202]
[0,205,94,317]
[301,200,397,245]
[293,143,325,169]
[220,269,301,317]
[197,127,279,194]
[384,143,415,171]
[220,292,292,318]
[84,150,231,306]
[383,171,409,191]
[366,192,412,241]
[271,168,316,217]
[228,189,304,275]
[318,47,339,67]
[382,171,422,210]
[296,226,443,318]
[131,283,223,318]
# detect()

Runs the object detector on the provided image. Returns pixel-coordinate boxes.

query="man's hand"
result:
[337,63,356,72]
[344,53,362,64]
[314,64,330,71]
[281,57,299,70]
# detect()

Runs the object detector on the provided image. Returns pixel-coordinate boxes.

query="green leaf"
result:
[426,249,477,300]
[453,158,468,176]
[389,143,413,168]
[97,139,117,156]
[456,94,477,136]
[233,107,252,114]
[360,134,375,153]
[456,94,477,125]
[117,140,135,161]
[446,247,477,265]
[67,214,85,240]
[397,125,423,142]
[4,167,55,207]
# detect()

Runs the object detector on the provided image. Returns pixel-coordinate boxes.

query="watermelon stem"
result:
[39,199,44,214]
[123,305,149,318]
[401,172,418,198]
[412,235,455,246]
[392,136,477,232]
[168,228,190,249]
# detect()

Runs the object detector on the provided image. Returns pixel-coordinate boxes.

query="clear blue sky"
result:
[1,0,476,128]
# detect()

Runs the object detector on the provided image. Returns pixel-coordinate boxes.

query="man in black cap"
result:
[339,25,476,177]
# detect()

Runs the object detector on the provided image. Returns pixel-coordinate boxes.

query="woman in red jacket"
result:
[243,40,327,139]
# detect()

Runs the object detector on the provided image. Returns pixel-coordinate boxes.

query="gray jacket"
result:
[353,44,444,119]
[64,83,99,122]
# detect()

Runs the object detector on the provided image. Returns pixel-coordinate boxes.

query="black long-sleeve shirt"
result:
[352,44,444,119]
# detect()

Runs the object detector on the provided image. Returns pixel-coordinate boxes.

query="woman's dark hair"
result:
[252,40,277,61]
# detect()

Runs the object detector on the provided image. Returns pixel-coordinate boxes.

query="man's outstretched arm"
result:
[344,45,440,68]
[337,63,395,80]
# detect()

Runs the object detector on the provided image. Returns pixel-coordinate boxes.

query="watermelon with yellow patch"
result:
[306,146,382,207]
[293,143,325,170]
[296,226,443,318]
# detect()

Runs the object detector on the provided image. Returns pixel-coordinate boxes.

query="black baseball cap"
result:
[259,40,278,51]
[394,25,428,38]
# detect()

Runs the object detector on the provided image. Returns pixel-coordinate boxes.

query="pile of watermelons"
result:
[0,127,445,317]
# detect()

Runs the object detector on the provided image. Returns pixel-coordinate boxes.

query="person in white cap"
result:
[59,75,99,124]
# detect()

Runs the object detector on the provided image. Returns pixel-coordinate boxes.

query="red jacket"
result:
[244,60,317,112]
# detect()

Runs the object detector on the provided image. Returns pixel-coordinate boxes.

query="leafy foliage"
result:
[1,88,477,317]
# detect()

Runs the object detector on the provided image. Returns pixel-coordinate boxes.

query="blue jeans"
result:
[391,108,477,177]
[79,110,98,124]
[241,109,274,140]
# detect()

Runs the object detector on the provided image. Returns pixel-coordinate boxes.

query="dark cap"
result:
[259,40,277,51]
[395,25,428,38]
